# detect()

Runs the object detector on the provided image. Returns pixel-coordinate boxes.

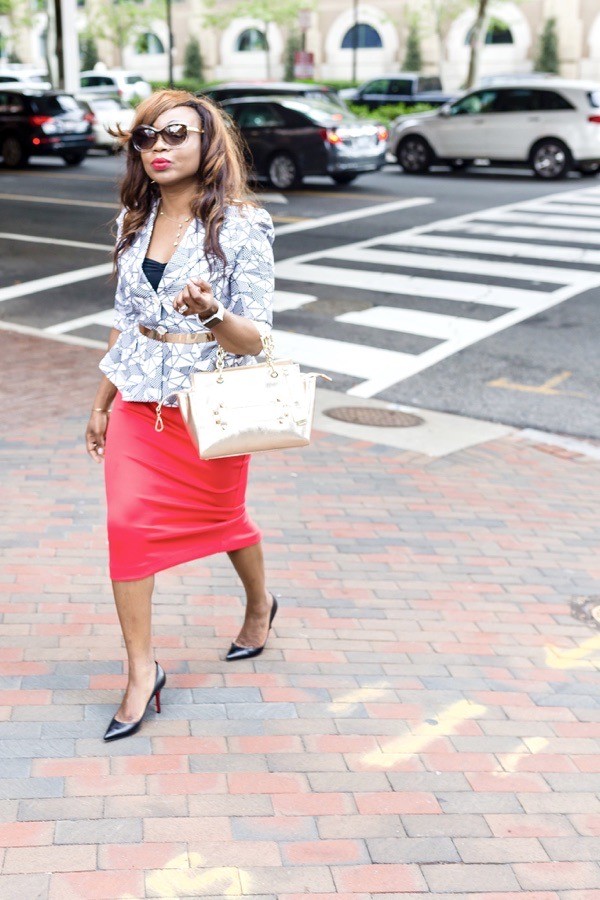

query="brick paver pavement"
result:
[1,329,599,899]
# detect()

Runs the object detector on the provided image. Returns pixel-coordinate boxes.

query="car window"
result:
[537,90,575,111]
[389,80,414,95]
[31,94,81,115]
[277,98,356,126]
[233,103,286,128]
[360,79,389,94]
[126,75,143,84]
[450,89,499,115]
[418,77,441,92]
[495,89,539,112]
[588,91,600,108]
[0,75,19,83]
[0,92,25,113]
[90,99,122,113]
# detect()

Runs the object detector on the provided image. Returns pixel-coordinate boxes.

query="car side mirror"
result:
[438,104,451,117]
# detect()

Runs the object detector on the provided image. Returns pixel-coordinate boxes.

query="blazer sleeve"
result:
[112,209,138,332]
[226,206,274,338]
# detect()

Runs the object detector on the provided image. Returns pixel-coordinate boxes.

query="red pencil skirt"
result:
[104,392,261,581]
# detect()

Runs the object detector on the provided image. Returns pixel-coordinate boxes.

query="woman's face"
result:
[137,104,203,186]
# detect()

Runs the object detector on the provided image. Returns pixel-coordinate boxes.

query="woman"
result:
[85,90,277,742]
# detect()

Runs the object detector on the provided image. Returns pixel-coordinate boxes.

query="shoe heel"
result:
[154,690,161,714]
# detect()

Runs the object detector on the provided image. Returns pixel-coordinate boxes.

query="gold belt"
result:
[139,324,215,344]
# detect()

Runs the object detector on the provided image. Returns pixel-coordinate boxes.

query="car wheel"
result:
[579,162,600,177]
[397,136,432,174]
[61,151,87,166]
[530,139,572,180]
[332,173,358,185]
[267,152,301,190]
[1,134,28,168]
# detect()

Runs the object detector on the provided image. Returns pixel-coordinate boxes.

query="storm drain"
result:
[323,407,425,428]
[571,596,600,631]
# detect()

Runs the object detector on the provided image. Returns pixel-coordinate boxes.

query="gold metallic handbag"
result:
[177,334,331,459]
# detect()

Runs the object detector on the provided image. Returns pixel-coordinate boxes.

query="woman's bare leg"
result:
[227,543,273,647]
[111,575,157,722]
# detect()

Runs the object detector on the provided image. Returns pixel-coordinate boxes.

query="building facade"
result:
[5,0,600,90]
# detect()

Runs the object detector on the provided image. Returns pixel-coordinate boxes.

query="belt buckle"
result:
[156,325,168,338]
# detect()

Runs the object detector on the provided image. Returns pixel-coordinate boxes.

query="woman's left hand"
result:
[173,278,218,319]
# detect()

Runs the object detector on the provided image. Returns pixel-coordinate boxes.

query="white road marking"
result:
[0,264,113,304]
[272,328,413,380]
[474,210,600,230]
[46,308,115,334]
[0,192,118,209]
[326,245,594,287]
[276,260,547,309]
[452,221,600,247]
[0,232,112,252]
[272,290,317,312]
[391,233,600,265]
[273,197,433,236]
[337,306,488,341]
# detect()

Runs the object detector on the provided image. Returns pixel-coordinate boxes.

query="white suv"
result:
[388,79,600,179]
[79,70,152,104]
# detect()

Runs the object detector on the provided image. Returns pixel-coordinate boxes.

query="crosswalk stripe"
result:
[326,245,592,287]
[271,328,414,380]
[336,305,489,341]
[474,210,600,230]
[449,222,600,247]
[275,260,545,309]
[530,202,600,217]
[386,233,600,265]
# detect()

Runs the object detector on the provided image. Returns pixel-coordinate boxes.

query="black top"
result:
[142,257,167,291]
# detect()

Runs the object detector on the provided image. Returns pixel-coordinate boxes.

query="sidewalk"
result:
[1,327,599,900]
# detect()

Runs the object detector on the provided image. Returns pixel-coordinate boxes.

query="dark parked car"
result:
[0,88,94,167]
[339,74,455,110]
[201,81,346,110]
[221,96,387,189]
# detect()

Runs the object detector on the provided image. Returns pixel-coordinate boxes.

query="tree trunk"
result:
[264,21,271,79]
[465,0,488,89]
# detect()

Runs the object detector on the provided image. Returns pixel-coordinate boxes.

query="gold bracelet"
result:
[92,407,111,413]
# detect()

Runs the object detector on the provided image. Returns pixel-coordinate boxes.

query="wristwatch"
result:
[200,300,225,329]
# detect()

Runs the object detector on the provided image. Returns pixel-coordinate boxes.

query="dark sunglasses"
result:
[131,122,203,152]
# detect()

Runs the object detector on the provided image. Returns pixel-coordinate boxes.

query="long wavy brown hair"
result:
[112,90,253,271]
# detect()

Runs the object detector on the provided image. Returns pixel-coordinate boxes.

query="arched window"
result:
[135,32,165,55]
[466,19,514,46]
[341,23,383,49]
[236,28,268,52]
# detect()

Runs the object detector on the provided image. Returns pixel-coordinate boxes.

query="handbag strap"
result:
[215,332,278,383]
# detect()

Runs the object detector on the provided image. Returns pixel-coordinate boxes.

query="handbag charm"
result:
[177,334,331,459]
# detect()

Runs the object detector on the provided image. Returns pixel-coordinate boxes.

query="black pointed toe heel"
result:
[103,661,166,742]
[225,595,279,661]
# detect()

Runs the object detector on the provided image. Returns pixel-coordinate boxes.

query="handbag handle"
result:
[215,331,278,383]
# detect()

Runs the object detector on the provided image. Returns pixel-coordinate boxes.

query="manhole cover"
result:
[571,596,600,631]
[323,407,424,428]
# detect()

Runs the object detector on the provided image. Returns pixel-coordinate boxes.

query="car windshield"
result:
[31,94,81,115]
[280,98,358,125]
[125,75,142,84]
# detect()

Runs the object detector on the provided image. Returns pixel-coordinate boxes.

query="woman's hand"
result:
[173,278,219,320]
[86,411,110,464]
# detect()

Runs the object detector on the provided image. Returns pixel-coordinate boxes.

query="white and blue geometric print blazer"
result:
[99,200,274,406]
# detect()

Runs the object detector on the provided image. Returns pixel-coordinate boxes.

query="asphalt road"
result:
[1,152,599,440]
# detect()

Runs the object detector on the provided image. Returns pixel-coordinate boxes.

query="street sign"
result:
[294,51,314,80]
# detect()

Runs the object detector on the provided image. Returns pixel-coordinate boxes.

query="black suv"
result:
[200,81,346,110]
[0,88,94,168]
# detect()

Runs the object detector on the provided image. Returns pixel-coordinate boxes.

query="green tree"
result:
[86,0,165,67]
[403,14,422,72]
[80,33,99,70]
[183,36,204,80]
[283,29,302,81]
[204,0,314,79]
[535,18,559,74]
